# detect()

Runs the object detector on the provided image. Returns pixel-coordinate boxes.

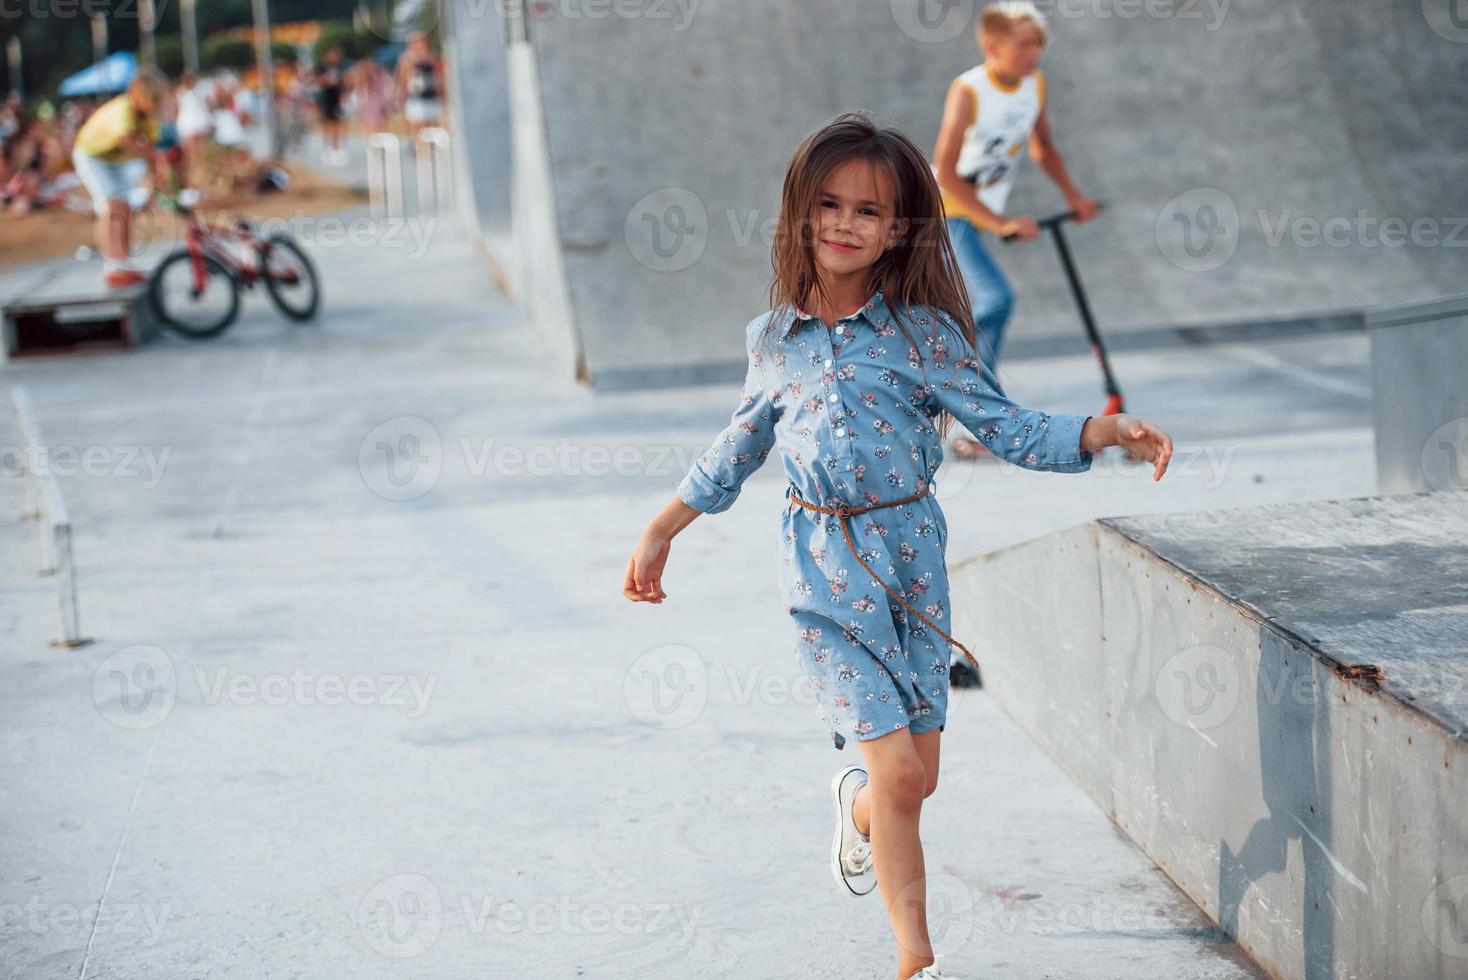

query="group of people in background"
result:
[283,31,444,167]
[2,94,90,215]
[0,29,445,288]
[1,68,258,220]
[2,66,268,285]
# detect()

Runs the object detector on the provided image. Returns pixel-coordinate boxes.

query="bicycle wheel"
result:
[262,234,321,321]
[149,249,240,339]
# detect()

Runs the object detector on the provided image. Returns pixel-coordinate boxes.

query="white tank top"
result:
[940,64,1046,222]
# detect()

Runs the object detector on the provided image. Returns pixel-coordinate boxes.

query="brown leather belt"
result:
[787,485,977,673]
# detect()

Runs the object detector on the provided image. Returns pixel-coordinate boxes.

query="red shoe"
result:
[104,268,147,288]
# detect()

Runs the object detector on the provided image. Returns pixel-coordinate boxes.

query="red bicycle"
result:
[148,188,321,339]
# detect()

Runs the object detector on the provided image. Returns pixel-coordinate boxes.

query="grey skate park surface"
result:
[2,209,1400,978]
[445,0,1468,387]
[3,4,1468,980]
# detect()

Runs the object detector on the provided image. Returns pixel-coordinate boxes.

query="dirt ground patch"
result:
[0,164,364,269]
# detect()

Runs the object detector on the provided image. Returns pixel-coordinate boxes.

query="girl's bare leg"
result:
[855,728,941,834]
[854,727,942,979]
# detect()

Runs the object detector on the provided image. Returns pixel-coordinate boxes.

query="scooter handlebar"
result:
[999,205,1102,243]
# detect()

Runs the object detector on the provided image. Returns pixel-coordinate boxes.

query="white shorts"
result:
[212,109,246,147]
[71,148,149,214]
[404,97,441,124]
[177,113,212,140]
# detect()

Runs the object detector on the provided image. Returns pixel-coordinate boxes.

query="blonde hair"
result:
[127,66,170,111]
[980,1,1049,45]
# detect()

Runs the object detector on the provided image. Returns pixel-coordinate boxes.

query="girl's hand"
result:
[623,531,671,603]
[1114,414,1173,481]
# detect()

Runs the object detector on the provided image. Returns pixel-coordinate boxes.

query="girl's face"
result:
[812,158,905,283]
[983,23,1046,78]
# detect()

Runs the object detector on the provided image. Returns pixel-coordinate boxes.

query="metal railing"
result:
[10,386,90,648]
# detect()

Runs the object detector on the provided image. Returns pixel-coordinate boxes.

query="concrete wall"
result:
[950,495,1468,980]
[444,1,585,378]
[505,41,584,379]
[486,0,1468,387]
[1369,294,1468,495]
[442,0,513,246]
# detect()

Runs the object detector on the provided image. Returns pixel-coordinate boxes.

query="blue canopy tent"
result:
[58,52,138,98]
[372,43,405,67]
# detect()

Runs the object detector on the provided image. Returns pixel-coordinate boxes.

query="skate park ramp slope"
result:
[518,0,1467,388]
[948,490,1468,980]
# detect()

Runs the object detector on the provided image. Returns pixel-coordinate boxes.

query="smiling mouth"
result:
[823,240,859,252]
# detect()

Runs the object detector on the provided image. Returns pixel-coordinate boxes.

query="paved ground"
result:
[0,210,1382,978]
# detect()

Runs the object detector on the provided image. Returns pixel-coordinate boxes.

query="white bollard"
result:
[415,127,453,215]
[366,133,405,220]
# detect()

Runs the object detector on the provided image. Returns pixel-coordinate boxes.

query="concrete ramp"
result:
[1,263,159,362]
[950,491,1468,980]
[447,0,1468,387]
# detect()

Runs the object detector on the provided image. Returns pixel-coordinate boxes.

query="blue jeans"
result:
[946,217,1014,372]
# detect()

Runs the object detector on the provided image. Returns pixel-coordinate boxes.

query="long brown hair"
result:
[764,112,979,439]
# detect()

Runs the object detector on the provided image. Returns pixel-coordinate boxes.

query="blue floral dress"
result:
[677,289,1095,749]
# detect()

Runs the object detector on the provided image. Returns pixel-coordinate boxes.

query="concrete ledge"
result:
[1,264,160,362]
[581,307,1370,392]
[588,358,747,392]
[1002,308,1367,361]
[950,491,1468,980]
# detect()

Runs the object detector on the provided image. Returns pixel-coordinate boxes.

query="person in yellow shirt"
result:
[71,68,170,288]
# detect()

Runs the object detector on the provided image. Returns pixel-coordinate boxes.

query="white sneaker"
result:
[830,764,875,896]
[910,966,961,979]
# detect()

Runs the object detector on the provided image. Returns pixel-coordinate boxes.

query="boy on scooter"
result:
[933,0,1100,459]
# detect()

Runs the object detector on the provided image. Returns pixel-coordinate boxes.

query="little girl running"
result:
[623,113,1173,980]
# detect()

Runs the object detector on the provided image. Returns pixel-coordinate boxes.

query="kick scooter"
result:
[1006,207,1125,416]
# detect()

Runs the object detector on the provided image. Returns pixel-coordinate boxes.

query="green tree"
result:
[154,37,185,77]
[202,37,255,72]
[312,21,378,62]
[1,0,362,100]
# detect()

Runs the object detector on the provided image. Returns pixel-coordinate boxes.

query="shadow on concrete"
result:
[1219,629,1338,979]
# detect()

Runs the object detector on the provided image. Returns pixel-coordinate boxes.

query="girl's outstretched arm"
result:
[623,315,783,603]
[926,310,1172,479]
[1078,414,1174,481]
[624,497,701,603]
[673,316,782,514]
